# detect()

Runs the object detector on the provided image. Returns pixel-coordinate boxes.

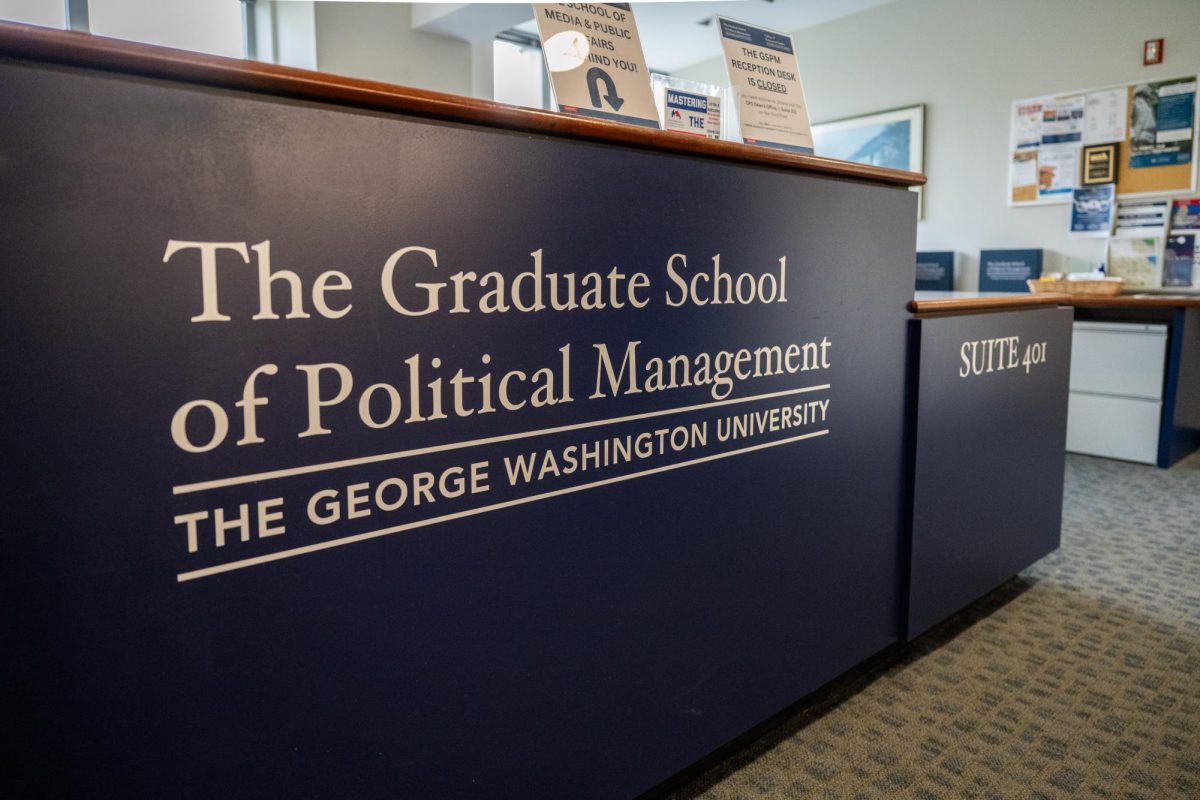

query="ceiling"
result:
[421,0,900,73]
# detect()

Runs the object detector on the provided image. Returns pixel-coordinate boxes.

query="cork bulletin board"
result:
[1008,75,1197,206]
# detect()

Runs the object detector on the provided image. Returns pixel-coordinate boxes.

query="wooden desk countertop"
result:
[911,291,1200,314]
[909,291,1070,314]
[1068,294,1200,309]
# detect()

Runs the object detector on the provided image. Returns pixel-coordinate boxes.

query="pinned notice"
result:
[717,17,813,154]
[535,3,659,129]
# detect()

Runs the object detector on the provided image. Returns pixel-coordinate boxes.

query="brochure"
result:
[1115,199,1170,235]
[1070,185,1115,235]
[1108,236,1163,288]
[664,89,721,139]
[1170,197,1200,231]
[1163,233,1198,288]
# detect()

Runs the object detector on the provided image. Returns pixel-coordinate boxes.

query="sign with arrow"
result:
[534,3,659,129]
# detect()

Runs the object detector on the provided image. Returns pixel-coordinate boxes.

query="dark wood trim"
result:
[1069,295,1200,309]
[909,294,1070,313]
[911,294,1200,314]
[0,22,926,188]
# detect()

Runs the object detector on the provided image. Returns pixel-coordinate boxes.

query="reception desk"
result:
[902,289,1200,635]
[915,292,1200,468]
[906,293,1073,637]
[1,24,924,799]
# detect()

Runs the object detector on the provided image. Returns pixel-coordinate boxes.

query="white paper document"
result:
[1037,146,1077,198]
[1083,89,1128,144]
[718,17,813,153]
[1041,96,1085,145]
[1013,102,1043,149]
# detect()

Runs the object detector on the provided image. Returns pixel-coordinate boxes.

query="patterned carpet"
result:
[668,453,1200,800]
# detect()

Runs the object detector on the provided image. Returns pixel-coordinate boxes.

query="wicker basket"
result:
[1026,277,1124,296]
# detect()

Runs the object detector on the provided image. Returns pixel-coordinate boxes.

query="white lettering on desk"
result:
[959,336,1048,378]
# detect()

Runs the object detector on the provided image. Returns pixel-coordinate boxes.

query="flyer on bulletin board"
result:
[1041,96,1085,145]
[1014,102,1043,149]
[1011,150,1038,202]
[1009,95,1086,205]
[1037,146,1077,198]
[1129,78,1196,168]
[1083,88,1128,144]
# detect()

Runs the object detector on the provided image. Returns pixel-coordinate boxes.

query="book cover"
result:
[915,251,954,291]
[979,249,1043,292]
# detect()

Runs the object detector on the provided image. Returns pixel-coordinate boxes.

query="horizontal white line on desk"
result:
[175,428,829,583]
[172,384,831,495]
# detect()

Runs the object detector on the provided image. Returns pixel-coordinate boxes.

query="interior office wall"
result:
[0,0,243,58]
[254,0,317,71]
[88,0,243,59]
[470,36,494,100]
[677,0,1200,288]
[0,0,63,28]
[0,1,492,101]
[494,40,543,108]
[312,1,471,97]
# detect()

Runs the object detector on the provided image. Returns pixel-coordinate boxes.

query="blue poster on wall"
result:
[979,249,1043,292]
[1129,78,1196,168]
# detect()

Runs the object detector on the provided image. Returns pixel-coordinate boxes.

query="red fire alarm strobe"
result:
[1144,38,1164,66]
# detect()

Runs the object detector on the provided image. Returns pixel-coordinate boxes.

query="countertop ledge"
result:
[910,291,1200,314]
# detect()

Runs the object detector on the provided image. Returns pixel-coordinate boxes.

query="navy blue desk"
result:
[906,295,1073,638]
[0,23,924,799]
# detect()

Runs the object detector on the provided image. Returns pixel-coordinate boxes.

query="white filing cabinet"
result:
[1067,322,1168,464]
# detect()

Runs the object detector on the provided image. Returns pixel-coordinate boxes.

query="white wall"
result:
[88,0,243,58]
[313,1,471,96]
[0,0,244,58]
[493,39,542,109]
[470,36,495,100]
[254,0,317,71]
[0,1,496,100]
[678,0,1200,288]
[0,0,63,28]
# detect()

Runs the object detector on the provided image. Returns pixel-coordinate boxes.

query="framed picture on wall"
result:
[812,103,926,218]
[1082,142,1118,185]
